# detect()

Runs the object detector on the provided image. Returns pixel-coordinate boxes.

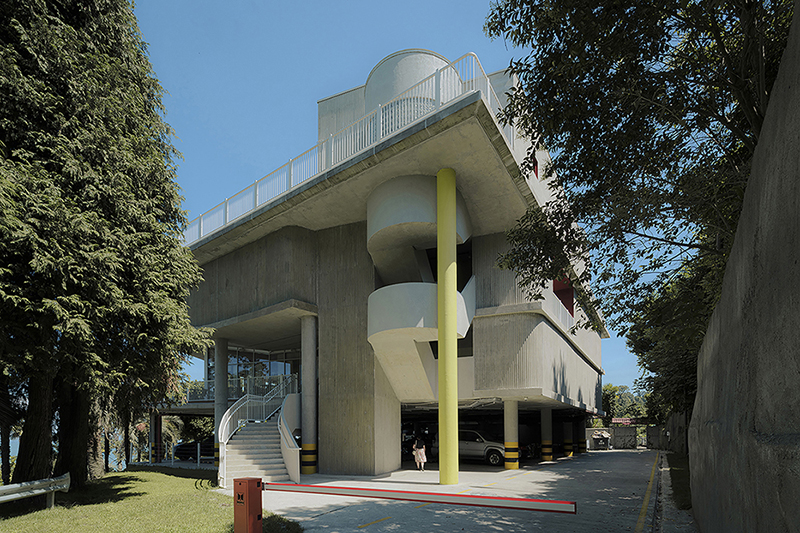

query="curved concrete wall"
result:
[364,49,449,112]
[366,175,471,252]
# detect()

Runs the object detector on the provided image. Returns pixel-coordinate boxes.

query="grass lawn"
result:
[666,452,692,510]
[0,467,302,533]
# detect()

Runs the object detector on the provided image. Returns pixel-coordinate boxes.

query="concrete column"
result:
[577,415,587,453]
[563,421,574,457]
[301,315,318,474]
[214,337,229,469]
[503,400,519,470]
[541,408,553,462]
[437,167,459,485]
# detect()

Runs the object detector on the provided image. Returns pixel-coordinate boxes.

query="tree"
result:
[485,0,793,418]
[0,0,208,485]
[486,0,792,325]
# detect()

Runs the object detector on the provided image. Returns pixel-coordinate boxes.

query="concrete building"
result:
[164,50,607,487]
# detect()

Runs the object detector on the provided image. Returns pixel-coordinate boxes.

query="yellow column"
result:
[437,168,459,485]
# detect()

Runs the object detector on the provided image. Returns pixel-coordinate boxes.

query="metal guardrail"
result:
[218,374,298,487]
[184,52,515,245]
[186,375,294,402]
[0,472,71,509]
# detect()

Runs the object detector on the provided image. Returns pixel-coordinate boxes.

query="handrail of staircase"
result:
[184,52,516,245]
[278,393,301,483]
[218,374,298,445]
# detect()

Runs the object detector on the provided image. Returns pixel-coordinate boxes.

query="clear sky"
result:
[132,0,642,391]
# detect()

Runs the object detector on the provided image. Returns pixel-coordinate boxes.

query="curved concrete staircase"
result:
[223,421,289,487]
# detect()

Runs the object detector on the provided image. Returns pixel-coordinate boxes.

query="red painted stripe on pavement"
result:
[262,482,577,514]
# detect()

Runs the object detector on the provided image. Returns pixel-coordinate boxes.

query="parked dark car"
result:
[174,437,214,461]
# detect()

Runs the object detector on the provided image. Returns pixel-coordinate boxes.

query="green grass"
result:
[666,452,692,510]
[0,467,302,533]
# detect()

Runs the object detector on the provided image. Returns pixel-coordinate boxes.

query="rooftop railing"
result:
[184,53,515,245]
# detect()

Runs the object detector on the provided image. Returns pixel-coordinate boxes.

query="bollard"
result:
[233,477,262,533]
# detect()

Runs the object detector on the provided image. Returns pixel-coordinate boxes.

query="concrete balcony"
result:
[367,277,475,402]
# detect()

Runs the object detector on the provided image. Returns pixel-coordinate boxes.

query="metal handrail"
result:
[217,374,298,486]
[185,52,516,245]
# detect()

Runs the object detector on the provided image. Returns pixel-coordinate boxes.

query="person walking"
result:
[413,435,427,472]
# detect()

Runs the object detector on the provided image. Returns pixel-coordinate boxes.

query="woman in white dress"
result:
[413,436,426,472]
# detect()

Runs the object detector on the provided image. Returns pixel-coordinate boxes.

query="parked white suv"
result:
[431,429,505,466]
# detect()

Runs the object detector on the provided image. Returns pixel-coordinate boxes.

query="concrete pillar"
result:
[541,408,553,462]
[563,421,574,457]
[301,315,318,474]
[504,400,519,469]
[437,167,459,485]
[214,337,229,469]
[577,415,587,453]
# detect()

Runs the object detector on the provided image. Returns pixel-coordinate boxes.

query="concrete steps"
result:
[224,421,289,485]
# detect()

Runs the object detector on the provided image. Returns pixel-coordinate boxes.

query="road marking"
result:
[414,502,432,508]
[358,516,390,528]
[485,482,498,486]
[635,452,659,533]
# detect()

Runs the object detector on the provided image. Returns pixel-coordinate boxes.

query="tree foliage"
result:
[487,0,792,325]
[0,0,208,484]
[486,0,793,417]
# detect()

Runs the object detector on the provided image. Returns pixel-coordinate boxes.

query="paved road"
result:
[233,449,660,532]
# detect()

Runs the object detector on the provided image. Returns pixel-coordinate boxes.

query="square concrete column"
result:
[541,408,553,461]
[503,400,519,469]
[301,315,318,474]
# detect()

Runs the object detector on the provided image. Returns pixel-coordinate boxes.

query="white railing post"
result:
[223,199,229,225]
[254,181,258,209]
[287,160,293,191]
[198,216,203,239]
[326,134,333,169]
[435,68,441,111]
[376,104,382,142]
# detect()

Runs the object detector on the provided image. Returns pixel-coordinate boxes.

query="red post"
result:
[233,477,262,533]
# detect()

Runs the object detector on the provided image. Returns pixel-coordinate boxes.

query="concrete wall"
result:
[586,427,637,450]
[471,233,602,410]
[688,10,800,532]
[316,222,401,475]
[187,226,317,326]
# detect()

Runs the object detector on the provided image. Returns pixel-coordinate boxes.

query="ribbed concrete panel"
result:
[473,233,528,308]
[188,226,317,327]
[474,314,601,412]
[317,222,400,476]
[474,313,540,391]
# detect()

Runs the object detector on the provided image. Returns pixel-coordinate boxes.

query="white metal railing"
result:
[184,52,515,245]
[218,374,298,485]
[0,472,71,509]
[186,375,293,402]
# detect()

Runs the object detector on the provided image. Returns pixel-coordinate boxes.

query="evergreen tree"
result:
[0,0,208,485]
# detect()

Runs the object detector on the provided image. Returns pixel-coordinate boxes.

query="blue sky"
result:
[132,1,642,391]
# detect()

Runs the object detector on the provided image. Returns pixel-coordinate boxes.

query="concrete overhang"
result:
[190,91,532,266]
[203,299,317,350]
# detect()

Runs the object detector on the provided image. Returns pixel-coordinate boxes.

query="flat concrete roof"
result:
[190,92,531,267]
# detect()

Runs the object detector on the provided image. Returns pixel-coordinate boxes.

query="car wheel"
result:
[487,450,503,466]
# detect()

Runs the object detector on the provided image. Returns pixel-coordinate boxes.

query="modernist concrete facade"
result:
[176,50,607,478]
